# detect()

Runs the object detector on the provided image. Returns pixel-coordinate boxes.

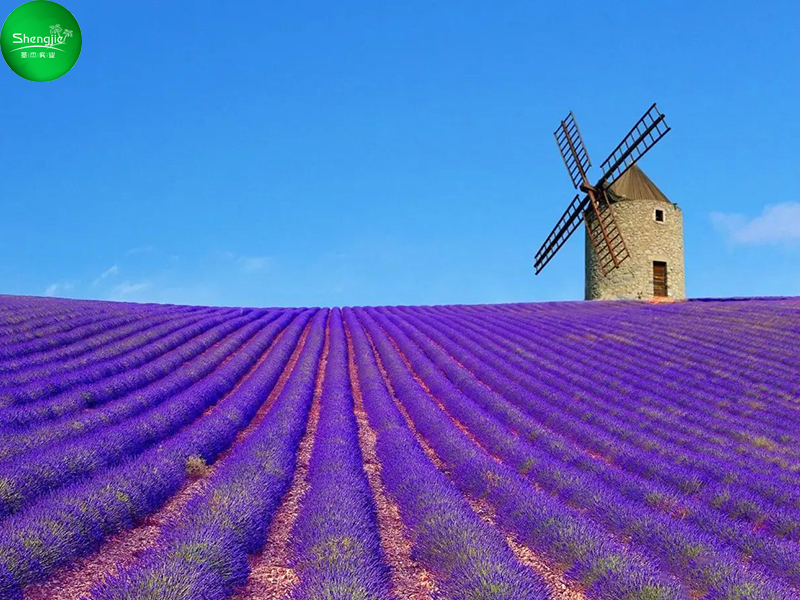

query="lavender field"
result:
[0,295,798,599]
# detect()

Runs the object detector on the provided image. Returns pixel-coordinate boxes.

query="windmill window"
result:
[654,209,665,222]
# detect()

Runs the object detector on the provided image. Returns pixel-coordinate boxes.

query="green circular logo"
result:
[1,1,81,82]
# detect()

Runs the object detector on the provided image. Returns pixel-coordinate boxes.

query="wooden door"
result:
[653,261,667,297]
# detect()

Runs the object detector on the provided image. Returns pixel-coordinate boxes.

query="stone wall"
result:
[585,198,686,300]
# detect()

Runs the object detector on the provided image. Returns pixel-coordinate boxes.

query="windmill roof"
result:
[609,164,671,203]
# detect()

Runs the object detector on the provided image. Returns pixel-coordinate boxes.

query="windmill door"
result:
[653,261,668,297]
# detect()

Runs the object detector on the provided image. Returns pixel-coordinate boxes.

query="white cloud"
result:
[220,251,273,273]
[92,264,119,287]
[125,245,155,256]
[44,282,74,297]
[712,202,800,245]
[236,255,272,273]
[110,281,151,299]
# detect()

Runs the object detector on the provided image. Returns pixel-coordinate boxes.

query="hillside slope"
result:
[0,295,798,599]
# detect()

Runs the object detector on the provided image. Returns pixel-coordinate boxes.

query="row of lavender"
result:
[0,310,275,460]
[0,301,555,598]
[90,308,551,598]
[0,302,314,597]
[83,299,800,598]
[0,295,797,598]
[446,305,800,519]
[414,307,800,522]
[0,311,295,519]
[364,304,798,596]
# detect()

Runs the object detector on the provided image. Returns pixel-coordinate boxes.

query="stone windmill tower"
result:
[585,165,685,300]
[534,104,686,300]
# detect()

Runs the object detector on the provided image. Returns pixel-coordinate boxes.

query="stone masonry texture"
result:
[585,198,686,300]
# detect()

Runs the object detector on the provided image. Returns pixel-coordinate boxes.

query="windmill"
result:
[534,104,672,280]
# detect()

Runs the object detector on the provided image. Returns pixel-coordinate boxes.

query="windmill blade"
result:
[598,103,670,187]
[534,194,589,274]
[585,188,630,275]
[554,111,592,189]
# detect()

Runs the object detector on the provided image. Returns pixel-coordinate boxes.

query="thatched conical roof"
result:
[609,164,671,203]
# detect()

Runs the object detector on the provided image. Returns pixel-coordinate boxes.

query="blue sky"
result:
[1,1,798,308]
